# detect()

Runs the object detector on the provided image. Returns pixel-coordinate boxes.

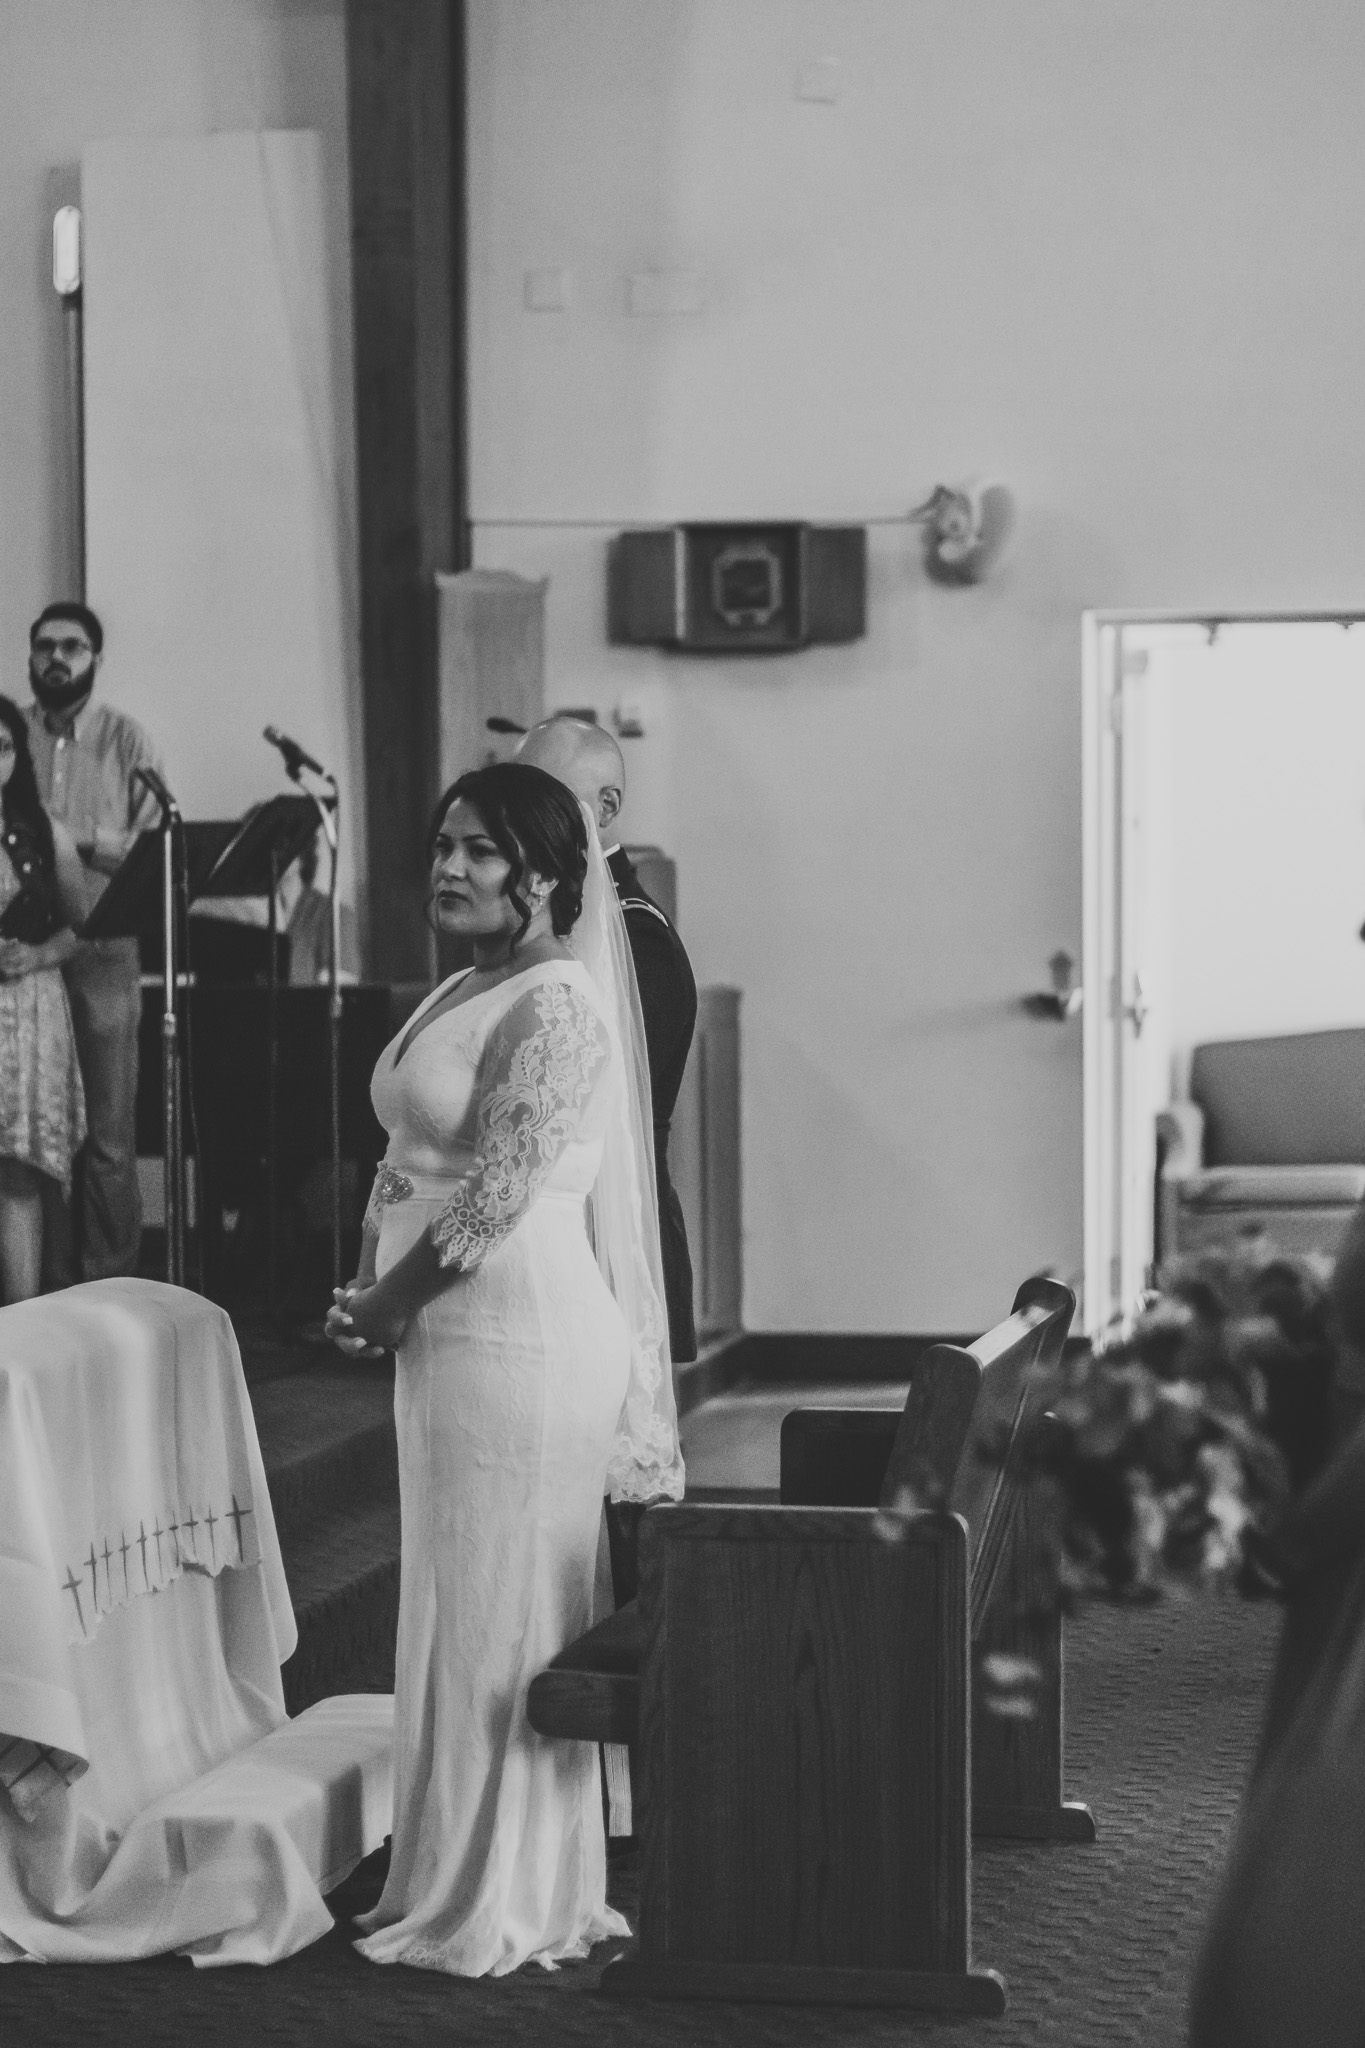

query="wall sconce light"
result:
[52,206,85,596]
[52,206,82,298]
[908,478,1014,586]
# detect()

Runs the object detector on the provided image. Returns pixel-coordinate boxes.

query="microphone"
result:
[263,726,327,779]
[132,765,179,817]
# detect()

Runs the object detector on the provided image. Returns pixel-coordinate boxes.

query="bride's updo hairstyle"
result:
[429,761,589,949]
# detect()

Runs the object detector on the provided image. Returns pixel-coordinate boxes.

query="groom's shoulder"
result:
[609,851,675,931]
[619,891,670,930]
[610,856,696,1003]
[612,862,690,954]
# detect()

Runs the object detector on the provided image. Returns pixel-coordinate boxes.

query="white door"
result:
[1084,612,1365,1335]
[1116,632,1181,1313]
[1082,616,1123,1333]
[1083,617,1181,1334]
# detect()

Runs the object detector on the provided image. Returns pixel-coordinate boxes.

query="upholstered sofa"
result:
[1157,1028,1365,1268]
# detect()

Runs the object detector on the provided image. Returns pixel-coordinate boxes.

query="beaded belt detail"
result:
[374,1163,415,1205]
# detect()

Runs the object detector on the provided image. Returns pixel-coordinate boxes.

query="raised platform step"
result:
[678,1378,909,1495]
[280,1493,401,1714]
[237,1325,352,1386]
[253,1368,397,1541]
[240,1351,403,1712]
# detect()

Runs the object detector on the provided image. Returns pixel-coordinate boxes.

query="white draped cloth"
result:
[0,1280,340,1965]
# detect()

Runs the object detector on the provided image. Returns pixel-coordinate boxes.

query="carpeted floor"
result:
[0,1584,1278,2048]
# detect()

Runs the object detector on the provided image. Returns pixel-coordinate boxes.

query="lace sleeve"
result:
[429,977,610,1272]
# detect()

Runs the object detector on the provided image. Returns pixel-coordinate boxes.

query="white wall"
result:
[0,0,359,877]
[467,0,1365,1331]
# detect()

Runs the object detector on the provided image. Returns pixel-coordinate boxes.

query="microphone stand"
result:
[319,783,342,1294]
[267,838,281,1311]
[276,758,343,1294]
[135,771,186,1285]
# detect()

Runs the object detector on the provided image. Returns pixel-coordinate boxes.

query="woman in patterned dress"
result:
[326,762,683,1976]
[0,695,88,1301]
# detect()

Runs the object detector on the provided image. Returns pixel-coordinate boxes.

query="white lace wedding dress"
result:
[353,958,633,1975]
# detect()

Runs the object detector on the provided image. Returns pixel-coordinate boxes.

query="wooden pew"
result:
[781,1275,1095,1842]
[530,1278,1092,1841]
[606,1503,992,2010]
[529,1278,1088,2010]
[526,1328,985,1751]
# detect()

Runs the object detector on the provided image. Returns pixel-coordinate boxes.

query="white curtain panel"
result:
[81,131,364,913]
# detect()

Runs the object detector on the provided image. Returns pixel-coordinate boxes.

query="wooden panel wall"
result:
[346,0,467,979]
[671,987,743,1340]
[435,568,546,790]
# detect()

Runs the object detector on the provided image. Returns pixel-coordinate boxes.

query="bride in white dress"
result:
[326,760,683,1977]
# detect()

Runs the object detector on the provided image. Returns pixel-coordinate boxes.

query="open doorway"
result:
[1083,610,1365,1335]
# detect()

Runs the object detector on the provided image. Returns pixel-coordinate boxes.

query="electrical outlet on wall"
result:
[795,57,841,103]
[524,268,569,312]
[613,699,645,738]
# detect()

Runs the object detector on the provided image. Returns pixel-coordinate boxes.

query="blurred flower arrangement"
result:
[988,1248,1337,1606]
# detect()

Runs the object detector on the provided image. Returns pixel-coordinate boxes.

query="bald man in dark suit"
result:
[517,718,697,1365]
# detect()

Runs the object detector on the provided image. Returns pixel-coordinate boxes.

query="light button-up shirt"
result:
[25,699,165,905]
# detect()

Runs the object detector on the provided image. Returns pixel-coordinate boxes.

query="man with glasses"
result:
[26,602,164,1283]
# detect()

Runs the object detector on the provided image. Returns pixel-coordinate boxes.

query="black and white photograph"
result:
[0,3,1360,2043]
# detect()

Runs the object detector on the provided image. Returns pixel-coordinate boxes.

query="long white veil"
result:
[569,819,685,1503]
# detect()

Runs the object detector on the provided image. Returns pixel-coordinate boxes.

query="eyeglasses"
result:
[32,637,91,659]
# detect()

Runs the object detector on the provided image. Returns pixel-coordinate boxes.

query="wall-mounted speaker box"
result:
[608,523,866,652]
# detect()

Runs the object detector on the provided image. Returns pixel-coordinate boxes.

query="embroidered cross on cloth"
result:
[0,1280,293,1822]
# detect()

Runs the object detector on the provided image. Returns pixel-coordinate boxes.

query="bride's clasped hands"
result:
[324,1280,403,1356]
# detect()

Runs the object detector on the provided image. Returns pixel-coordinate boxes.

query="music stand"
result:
[83,820,237,1285]
[201,796,320,1310]
[85,826,238,951]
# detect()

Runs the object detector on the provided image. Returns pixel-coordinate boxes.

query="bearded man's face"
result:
[29,621,97,713]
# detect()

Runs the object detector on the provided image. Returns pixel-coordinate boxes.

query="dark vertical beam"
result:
[346,0,468,980]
